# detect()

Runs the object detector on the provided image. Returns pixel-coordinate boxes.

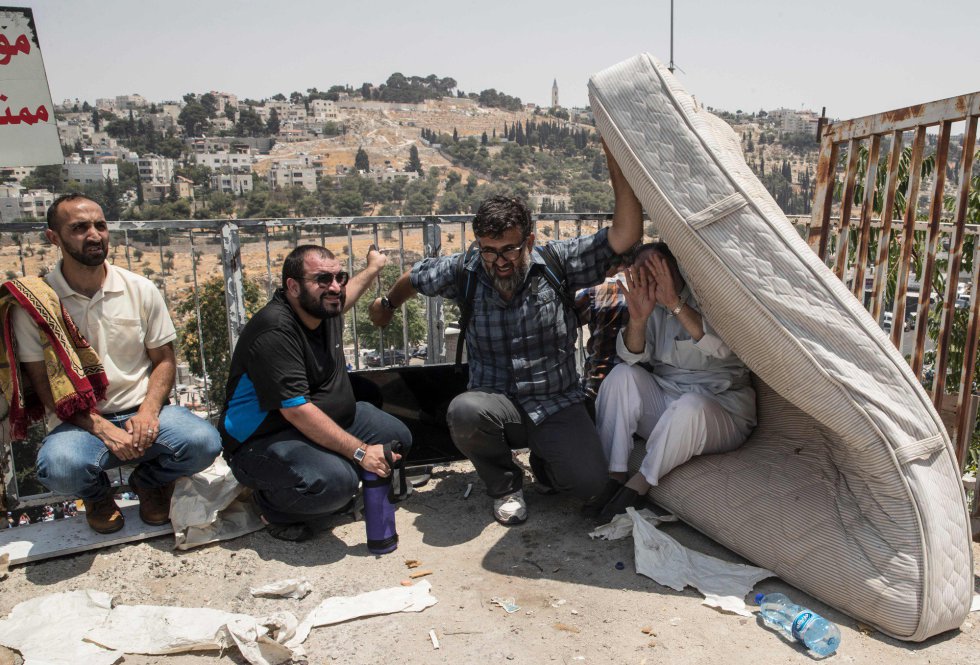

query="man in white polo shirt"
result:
[12,194,221,534]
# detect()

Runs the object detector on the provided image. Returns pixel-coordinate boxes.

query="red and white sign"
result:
[0,6,62,167]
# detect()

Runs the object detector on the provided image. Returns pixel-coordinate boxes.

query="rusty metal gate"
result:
[810,91,980,468]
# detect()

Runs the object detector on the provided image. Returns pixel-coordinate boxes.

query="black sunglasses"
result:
[304,271,349,287]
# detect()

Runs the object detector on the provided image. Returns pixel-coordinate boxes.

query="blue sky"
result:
[8,0,980,121]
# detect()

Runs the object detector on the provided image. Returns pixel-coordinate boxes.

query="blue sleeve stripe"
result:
[280,396,308,408]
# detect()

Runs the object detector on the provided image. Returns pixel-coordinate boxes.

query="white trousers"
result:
[595,363,749,486]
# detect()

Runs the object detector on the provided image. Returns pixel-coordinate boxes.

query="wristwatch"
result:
[353,446,366,464]
[670,300,684,316]
[380,296,397,311]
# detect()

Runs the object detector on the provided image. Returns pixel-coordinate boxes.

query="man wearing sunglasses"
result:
[219,244,411,541]
[368,143,642,525]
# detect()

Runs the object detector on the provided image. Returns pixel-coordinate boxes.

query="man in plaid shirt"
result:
[369,146,642,525]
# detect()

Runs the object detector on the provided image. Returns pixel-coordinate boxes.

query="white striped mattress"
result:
[592,53,972,641]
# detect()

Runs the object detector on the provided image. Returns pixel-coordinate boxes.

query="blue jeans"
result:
[227,402,412,524]
[37,405,222,500]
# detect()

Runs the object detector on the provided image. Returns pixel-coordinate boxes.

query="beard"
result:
[486,249,531,296]
[64,239,108,267]
[298,281,344,319]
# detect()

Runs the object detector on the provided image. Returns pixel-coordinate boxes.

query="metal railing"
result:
[811,90,980,466]
[1,213,613,509]
[3,194,980,508]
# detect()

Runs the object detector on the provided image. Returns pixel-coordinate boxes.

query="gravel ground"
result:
[1,456,978,665]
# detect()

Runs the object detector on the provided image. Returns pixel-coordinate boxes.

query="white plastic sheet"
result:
[287,581,438,648]
[625,508,773,616]
[0,583,438,665]
[250,579,313,599]
[0,590,121,665]
[171,456,264,550]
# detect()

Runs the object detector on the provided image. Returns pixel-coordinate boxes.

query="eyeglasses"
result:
[478,239,527,263]
[303,271,349,287]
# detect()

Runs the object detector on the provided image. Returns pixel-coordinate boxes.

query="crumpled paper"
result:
[624,507,773,616]
[250,579,313,599]
[171,456,265,550]
[0,582,438,665]
[0,590,121,665]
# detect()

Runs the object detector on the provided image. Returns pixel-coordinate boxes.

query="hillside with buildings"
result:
[0,76,826,229]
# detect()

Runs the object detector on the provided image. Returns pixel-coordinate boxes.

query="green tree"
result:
[23,165,63,192]
[355,147,370,172]
[178,102,209,136]
[176,274,263,407]
[407,144,422,175]
[266,108,281,135]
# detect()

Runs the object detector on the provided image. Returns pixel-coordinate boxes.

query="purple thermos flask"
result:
[360,441,410,555]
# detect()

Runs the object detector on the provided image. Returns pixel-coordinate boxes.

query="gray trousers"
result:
[446,390,608,499]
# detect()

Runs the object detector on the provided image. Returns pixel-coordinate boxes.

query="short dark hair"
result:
[46,193,97,230]
[472,195,532,239]
[634,241,676,266]
[282,245,336,286]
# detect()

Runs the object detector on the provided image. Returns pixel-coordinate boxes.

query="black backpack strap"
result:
[454,241,480,372]
[535,244,575,311]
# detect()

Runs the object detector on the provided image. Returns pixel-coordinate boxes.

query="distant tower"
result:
[551,79,559,109]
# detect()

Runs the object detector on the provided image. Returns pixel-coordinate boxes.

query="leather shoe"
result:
[581,478,624,518]
[83,495,125,534]
[129,475,175,526]
[596,485,644,525]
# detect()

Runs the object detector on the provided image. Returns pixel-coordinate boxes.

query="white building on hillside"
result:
[63,161,119,186]
[0,189,55,224]
[211,173,254,195]
[268,161,317,192]
[193,151,254,173]
[135,154,175,183]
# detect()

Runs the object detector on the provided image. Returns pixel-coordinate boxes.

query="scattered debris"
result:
[429,629,440,649]
[615,561,625,570]
[640,626,656,636]
[491,597,520,613]
[857,622,874,635]
[0,553,8,581]
[405,559,422,569]
[400,580,414,587]
[463,483,473,499]
[521,558,544,572]
[409,569,433,579]
[553,622,580,633]
[669,617,682,626]
[550,599,567,608]
[570,609,579,615]
[249,579,312,599]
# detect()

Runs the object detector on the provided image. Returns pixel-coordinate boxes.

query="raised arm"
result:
[344,245,388,312]
[367,268,418,328]
[603,140,644,254]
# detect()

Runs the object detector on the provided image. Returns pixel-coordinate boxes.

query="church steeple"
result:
[551,78,559,109]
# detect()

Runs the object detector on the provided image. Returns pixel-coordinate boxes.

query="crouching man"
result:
[220,245,411,541]
[11,194,222,534]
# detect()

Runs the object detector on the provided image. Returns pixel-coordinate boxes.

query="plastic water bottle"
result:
[755,592,841,657]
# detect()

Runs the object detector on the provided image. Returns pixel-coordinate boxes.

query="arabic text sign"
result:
[0,6,62,167]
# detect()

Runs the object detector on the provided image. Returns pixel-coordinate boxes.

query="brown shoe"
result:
[82,495,125,534]
[129,476,175,526]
